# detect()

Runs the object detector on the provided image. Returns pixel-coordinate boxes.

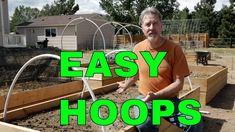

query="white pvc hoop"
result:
[115,24,142,36]
[61,17,106,51]
[2,54,97,123]
[115,24,142,48]
[92,21,132,50]
[3,54,59,121]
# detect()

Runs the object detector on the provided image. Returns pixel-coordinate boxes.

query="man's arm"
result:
[143,76,184,102]
[116,73,139,93]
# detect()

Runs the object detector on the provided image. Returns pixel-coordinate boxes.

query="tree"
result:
[40,0,79,16]
[10,0,79,32]
[192,0,216,37]
[217,5,235,38]
[172,7,192,19]
[10,6,40,32]
[99,0,179,25]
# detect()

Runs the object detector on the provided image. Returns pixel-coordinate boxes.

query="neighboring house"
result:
[16,14,115,50]
[0,0,10,46]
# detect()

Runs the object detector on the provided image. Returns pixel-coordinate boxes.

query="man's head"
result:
[139,7,163,44]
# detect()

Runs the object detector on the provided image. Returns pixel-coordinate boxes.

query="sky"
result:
[8,0,231,17]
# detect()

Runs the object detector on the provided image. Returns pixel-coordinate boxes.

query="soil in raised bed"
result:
[10,86,140,132]
[10,85,193,132]
[0,79,73,96]
[190,72,211,78]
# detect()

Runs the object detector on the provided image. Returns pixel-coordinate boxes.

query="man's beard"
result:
[147,34,159,43]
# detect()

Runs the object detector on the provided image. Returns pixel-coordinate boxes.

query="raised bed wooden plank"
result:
[76,65,122,80]
[207,72,227,93]
[199,92,207,105]
[0,121,39,132]
[185,52,197,65]
[181,87,200,100]
[189,66,227,105]
[87,76,125,89]
[0,83,118,122]
[189,65,222,75]
[102,77,125,86]
[207,68,227,91]
[190,78,207,92]
[0,81,83,112]
[202,74,227,104]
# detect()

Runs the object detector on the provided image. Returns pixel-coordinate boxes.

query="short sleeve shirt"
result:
[133,39,190,97]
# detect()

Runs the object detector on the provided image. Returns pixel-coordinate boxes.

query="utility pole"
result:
[0,0,5,46]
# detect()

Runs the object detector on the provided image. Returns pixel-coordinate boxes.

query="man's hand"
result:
[116,81,127,94]
[142,92,157,102]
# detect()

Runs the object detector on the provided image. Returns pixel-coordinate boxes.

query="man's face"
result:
[141,14,162,43]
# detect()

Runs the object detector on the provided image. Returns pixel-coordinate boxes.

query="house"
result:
[16,14,115,50]
[0,0,10,46]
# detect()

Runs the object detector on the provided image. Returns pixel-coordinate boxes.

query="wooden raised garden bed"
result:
[0,82,200,132]
[189,65,227,105]
[0,80,83,121]
[185,51,197,64]
[74,65,125,88]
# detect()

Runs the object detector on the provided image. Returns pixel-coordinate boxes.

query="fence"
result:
[3,34,26,47]
[114,33,209,48]
[209,38,235,48]
[113,34,145,45]
[165,33,209,47]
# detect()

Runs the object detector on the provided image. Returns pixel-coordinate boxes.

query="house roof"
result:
[17,13,108,28]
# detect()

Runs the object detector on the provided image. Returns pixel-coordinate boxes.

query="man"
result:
[43,38,49,48]
[117,7,198,132]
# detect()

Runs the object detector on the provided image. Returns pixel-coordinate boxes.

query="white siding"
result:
[26,28,39,46]
[15,17,115,50]
[17,27,39,46]
[17,25,75,47]
[38,35,77,51]
[57,25,75,36]
[76,22,96,49]
[76,20,115,50]
[93,20,115,49]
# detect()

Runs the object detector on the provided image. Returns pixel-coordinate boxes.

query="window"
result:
[45,28,57,37]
